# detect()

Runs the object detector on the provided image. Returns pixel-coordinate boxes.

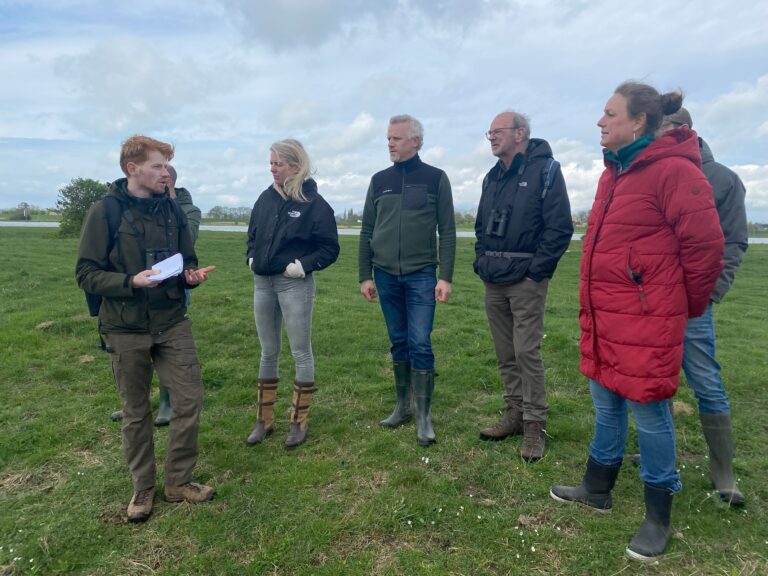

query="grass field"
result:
[1,228,766,575]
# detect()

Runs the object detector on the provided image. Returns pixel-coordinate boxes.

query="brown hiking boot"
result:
[520,420,545,462]
[127,487,155,523]
[479,407,523,441]
[164,482,216,503]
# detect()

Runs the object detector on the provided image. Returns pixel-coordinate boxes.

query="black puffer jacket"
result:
[246,178,340,276]
[474,138,573,284]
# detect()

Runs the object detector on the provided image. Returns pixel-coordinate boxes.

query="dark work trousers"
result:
[106,319,203,491]
[484,278,549,422]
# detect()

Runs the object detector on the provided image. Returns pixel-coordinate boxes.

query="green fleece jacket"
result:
[358,154,456,282]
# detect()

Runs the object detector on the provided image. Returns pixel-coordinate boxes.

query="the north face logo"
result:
[288,210,301,218]
[691,187,700,196]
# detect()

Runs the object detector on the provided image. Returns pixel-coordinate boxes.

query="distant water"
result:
[3,221,767,243]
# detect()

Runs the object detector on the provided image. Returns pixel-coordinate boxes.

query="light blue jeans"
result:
[589,379,682,492]
[682,303,730,414]
[253,273,316,382]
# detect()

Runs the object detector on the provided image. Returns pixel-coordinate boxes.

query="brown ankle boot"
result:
[285,381,315,449]
[246,379,278,446]
[479,407,523,441]
[520,420,545,462]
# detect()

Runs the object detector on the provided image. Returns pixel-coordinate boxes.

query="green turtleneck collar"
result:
[604,134,654,174]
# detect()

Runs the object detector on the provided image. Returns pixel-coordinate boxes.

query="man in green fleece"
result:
[359,114,456,447]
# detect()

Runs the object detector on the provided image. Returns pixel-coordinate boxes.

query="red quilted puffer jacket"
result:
[580,128,724,402]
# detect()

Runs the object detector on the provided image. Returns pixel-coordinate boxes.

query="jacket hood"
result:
[699,137,714,166]
[492,138,553,176]
[616,126,702,173]
[108,177,173,214]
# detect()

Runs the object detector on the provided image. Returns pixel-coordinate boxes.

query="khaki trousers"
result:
[484,278,549,422]
[106,319,203,491]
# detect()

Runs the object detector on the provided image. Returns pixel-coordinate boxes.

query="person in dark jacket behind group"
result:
[245,139,339,449]
[550,83,724,562]
[654,108,746,506]
[76,135,217,524]
[474,110,573,461]
[358,114,456,447]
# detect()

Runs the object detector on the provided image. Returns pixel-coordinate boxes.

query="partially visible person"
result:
[474,110,573,461]
[657,108,746,506]
[245,139,339,449]
[358,114,456,447]
[550,83,724,562]
[77,135,216,523]
[108,164,202,427]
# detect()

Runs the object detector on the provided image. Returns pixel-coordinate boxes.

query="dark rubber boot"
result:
[412,369,435,447]
[380,361,413,428]
[550,456,622,512]
[154,384,172,427]
[700,412,745,507]
[246,379,278,446]
[110,409,124,422]
[626,483,674,562]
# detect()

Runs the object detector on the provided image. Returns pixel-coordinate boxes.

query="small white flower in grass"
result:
[407,520,412,526]
[516,554,520,559]
[543,334,547,339]
[531,546,536,552]
[681,464,686,469]
[438,508,443,513]
[460,505,464,510]
[557,526,561,531]
[519,531,523,536]
[469,494,473,498]
[431,521,435,525]
[477,515,482,520]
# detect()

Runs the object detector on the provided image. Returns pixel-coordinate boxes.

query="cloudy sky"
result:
[2,0,767,222]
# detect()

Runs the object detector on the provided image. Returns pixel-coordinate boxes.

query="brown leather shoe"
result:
[127,487,155,523]
[520,420,545,462]
[164,482,216,503]
[479,407,523,441]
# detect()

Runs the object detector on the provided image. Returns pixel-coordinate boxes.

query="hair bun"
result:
[660,91,684,115]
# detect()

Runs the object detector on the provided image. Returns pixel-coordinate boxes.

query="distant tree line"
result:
[0,202,53,221]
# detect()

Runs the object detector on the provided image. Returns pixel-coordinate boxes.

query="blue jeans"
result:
[253,273,316,382]
[374,266,437,370]
[682,303,730,414]
[589,379,681,492]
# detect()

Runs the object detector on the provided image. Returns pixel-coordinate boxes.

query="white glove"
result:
[248,257,253,268]
[284,259,306,278]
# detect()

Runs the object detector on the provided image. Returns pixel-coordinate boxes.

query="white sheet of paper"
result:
[147,252,184,282]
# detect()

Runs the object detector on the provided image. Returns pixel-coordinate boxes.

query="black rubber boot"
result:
[700,412,745,506]
[412,369,435,447]
[154,384,172,427]
[550,456,622,512]
[380,361,413,428]
[626,483,674,562]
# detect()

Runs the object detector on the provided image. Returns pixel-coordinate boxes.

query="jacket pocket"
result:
[625,246,649,314]
[402,184,428,210]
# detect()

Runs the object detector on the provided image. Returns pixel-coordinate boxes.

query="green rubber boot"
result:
[154,384,172,427]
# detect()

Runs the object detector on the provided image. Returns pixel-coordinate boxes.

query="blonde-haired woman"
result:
[245,139,339,448]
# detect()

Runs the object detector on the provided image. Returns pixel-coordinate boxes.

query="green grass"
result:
[1,228,766,575]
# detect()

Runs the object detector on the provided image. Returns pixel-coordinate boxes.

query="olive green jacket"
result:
[75,178,196,334]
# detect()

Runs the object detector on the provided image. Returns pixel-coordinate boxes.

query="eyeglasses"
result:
[485,127,520,140]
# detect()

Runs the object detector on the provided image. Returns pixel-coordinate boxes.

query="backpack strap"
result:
[541,158,560,200]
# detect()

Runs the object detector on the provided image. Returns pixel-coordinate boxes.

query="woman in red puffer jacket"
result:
[550,81,723,563]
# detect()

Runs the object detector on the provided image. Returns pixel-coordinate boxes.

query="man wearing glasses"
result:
[474,111,573,461]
